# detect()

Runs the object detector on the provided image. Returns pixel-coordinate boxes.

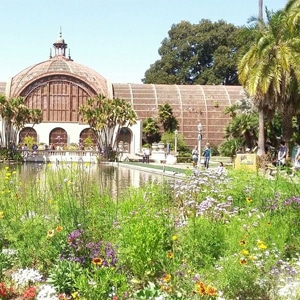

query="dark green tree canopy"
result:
[143,19,250,85]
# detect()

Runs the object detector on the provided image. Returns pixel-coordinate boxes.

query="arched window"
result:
[49,128,67,149]
[19,127,37,144]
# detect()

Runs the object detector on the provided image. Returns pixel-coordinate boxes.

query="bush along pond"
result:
[0,162,300,299]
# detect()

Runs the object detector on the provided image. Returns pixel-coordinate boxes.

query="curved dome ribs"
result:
[112,83,243,148]
[10,57,108,98]
[21,76,95,123]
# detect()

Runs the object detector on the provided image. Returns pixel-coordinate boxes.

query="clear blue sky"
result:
[0,0,286,84]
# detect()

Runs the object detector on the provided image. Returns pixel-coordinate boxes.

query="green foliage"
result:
[158,103,178,132]
[160,131,189,153]
[1,162,300,298]
[83,136,94,148]
[218,138,241,157]
[0,95,42,147]
[22,136,35,149]
[143,19,253,85]
[74,265,128,299]
[117,184,174,281]
[47,260,83,295]
[142,117,161,144]
[79,94,137,155]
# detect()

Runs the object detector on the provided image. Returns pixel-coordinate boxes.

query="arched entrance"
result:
[118,127,132,153]
[79,128,97,149]
[19,127,37,144]
[49,128,67,150]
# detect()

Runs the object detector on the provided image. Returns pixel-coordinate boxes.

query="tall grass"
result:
[0,164,300,299]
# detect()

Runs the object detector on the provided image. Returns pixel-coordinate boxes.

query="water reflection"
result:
[4,163,165,197]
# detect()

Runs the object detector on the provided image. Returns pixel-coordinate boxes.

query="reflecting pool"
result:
[3,162,167,198]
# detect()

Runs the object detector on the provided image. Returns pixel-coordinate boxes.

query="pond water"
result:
[2,162,166,198]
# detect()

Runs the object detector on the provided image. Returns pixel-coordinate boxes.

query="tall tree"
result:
[0,95,42,147]
[143,20,249,85]
[238,8,300,154]
[79,94,137,154]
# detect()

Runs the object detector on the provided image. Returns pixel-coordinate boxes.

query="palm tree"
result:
[79,94,137,155]
[259,0,263,21]
[158,103,178,132]
[0,96,42,147]
[238,8,300,154]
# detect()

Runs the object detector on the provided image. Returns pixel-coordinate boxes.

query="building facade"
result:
[0,33,244,154]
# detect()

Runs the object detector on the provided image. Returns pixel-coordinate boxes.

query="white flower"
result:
[36,284,58,300]
[11,268,43,287]
[2,248,17,256]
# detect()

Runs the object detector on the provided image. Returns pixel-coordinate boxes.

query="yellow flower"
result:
[241,249,249,256]
[47,229,55,238]
[258,243,267,250]
[167,251,174,259]
[71,291,80,299]
[239,258,247,265]
[257,240,267,249]
[163,273,171,283]
[172,235,178,241]
[246,197,252,203]
[0,211,4,219]
[4,166,9,170]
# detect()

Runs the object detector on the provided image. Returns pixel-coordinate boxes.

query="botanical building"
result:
[0,33,243,154]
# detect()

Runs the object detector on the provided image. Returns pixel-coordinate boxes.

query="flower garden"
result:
[0,163,300,299]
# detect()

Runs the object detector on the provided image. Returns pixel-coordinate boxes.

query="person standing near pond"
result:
[144,148,151,164]
[293,141,300,170]
[277,141,287,167]
[192,146,198,167]
[203,143,211,169]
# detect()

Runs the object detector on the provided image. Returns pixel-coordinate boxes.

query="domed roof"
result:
[55,37,65,44]
[9,56,108,97]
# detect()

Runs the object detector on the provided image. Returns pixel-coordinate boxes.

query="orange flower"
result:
[92,257,103,266]
[195,281,206,295]
[56,226,63,232]
[195,281,218,296]
[163,273,171,283]
[205,285,218,296]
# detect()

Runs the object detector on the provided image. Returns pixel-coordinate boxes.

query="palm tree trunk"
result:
[257,109,265,156]
[256,0,264,156]
[282,103,294,155]
[259,0,263,20]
